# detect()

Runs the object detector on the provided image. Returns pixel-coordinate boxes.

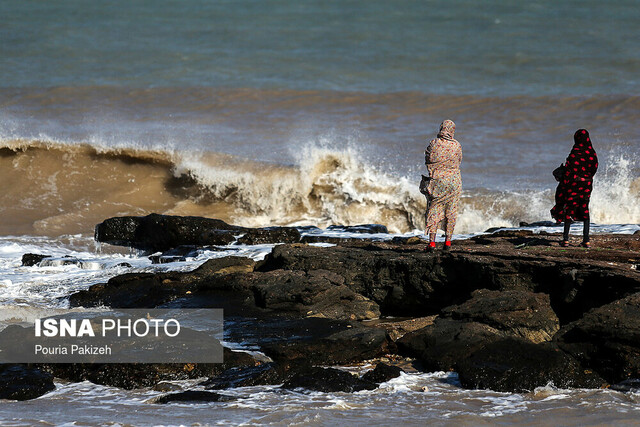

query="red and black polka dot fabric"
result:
[551,129,598,222]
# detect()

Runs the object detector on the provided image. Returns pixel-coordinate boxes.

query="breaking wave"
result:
[0,138,637,236]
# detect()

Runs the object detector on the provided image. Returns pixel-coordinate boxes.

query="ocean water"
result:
[1,0,639,424]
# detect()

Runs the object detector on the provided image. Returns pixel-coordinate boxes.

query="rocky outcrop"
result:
[456,338,607,393]
[21,253,50,267]
[63,219,640,395]
[0,365,55,401]
[282,367,378,393]
[94,213,300,252]
[361,362,403,384]
[441,289,559,344]
[37,348,258,390]
[201,363,286,390]
[153,390,235,404]
[556,292,640,384]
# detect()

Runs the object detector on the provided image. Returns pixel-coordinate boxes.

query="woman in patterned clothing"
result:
[550,129,598,248]
[424,119,462,251]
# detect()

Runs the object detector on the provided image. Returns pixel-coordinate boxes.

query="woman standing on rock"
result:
[423,119,462,251]
[551,129,598,248]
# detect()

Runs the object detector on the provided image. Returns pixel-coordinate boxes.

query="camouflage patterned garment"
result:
[424,120,463,237]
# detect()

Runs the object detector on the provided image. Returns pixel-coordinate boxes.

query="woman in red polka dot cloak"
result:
[550,129,598,248]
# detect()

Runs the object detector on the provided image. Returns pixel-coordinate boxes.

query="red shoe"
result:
[443,241,452,251]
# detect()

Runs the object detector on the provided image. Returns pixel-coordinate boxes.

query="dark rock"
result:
[259,242,640,323]
[115,262,132,268]
[327,224,389,234]
[0,365,56,401]
[441,289,559,343]
[251,269,380,320]
[397,290,559,371]
[300,235,372,244]
[456,338,607,393]
[38,348,258,390]
[201,362,286,389]
[635,230,640,236]
[95,213,242,251]
[236,227,300,245]
[282,366,377,393]
[390,236,423,245]
[69,256,256,308]
[153,390,235,404]
[21,253,50,267]
[261,321,390,367]
[95,214,302,251]
[361,363,403,384]
[397,318,505,372]
[153,382,182,392]
[367,316,437,341]
[556,292,640,383]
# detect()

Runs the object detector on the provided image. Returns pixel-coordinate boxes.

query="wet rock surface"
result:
[456,338,607,393]
[36,348,258,390]
[282,366,377,393]
[95,213,300,252]
[21,253,51,267]
[556,292,640,384]
[59,216,640,395]
[0,365,56,401]
[361,362,403,384]
[153,390,235,404]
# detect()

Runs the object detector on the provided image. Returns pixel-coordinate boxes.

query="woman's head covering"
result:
[437,120,456,141]
[574,129,592,148]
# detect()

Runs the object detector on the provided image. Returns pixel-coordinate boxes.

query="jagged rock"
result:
[201,363,286,389]
[282,366,377,392]
[95,214,300,251]
[153,382,182,392]
[556,292,640,383]
[236,227,300,245]
[441,289,559,343]
[21,253,50,267]
[257,319,391,367]
[37,348,258,390]
[397,290,560,371]
[95,214,242,251]
[251,269,380,320]
[300,235,372,244]
[368,316,437,341]
[456,338,607,393]
[69,256,256,308]
[153,390,235,404]
[361,363,403,384]
[397,318,505,371]
[258,241,640,322]
[0,365,55,401]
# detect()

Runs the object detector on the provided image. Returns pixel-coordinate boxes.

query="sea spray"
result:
[1,138,638,236]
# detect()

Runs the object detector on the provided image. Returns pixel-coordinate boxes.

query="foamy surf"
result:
[1,138,637,237]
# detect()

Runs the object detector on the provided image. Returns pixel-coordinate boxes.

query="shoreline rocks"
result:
[26,214,640,397]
